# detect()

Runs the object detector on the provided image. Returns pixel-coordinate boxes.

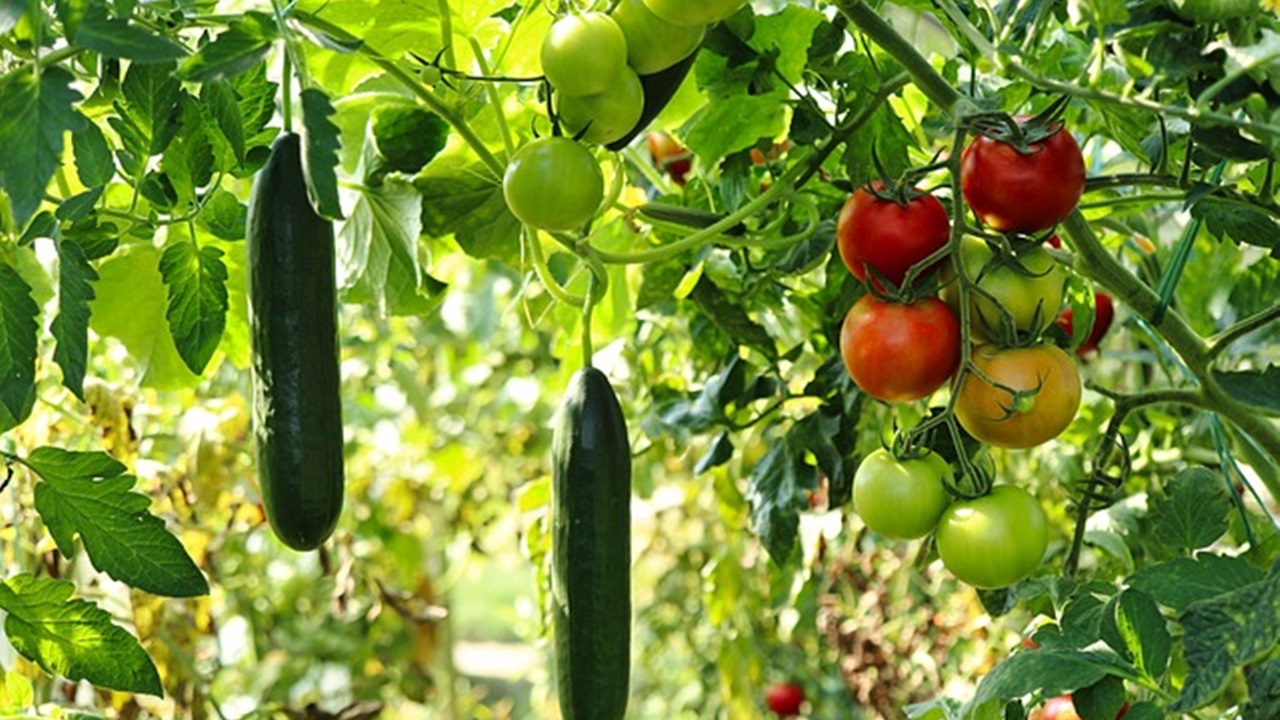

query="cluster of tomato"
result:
[502,1,737,232]
[841,117,1095,589]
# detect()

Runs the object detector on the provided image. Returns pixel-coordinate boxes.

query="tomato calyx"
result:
[963,96,1071,155]
[961,236,1065,347]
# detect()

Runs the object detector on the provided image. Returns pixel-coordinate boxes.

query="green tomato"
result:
[948,237,1066,338]
[853,449,953,540]
[611,0,705,75]
[556,67,645,146]
[641,0,745,26]
[935,485,1048,589]
[541,13,629,97]
[503,137,603,232]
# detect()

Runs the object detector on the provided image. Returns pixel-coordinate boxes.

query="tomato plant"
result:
[503,137,604,231]
[853,448,952,539]
[935,485,1048,588]
[948,236,1067,338]
[839,295,961,403]
[611,0,705,75]
[955,344,1082,448]
[765,682,805,717]
[836,183,950,288]
[557,67,644,145]
[1029,695,1131,720]
[1057,292,1115,357]
[541,13,629,97]
[642,0,744,27]
[960,121,1085,233]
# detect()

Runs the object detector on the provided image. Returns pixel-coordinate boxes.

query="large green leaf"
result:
[50,240,98,401]
[0,260,38,431]
[159,241,228,375]
[0,66,85,225]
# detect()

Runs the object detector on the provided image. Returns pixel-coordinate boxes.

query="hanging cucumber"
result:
[247,132,345,551]
[551,367,632,720]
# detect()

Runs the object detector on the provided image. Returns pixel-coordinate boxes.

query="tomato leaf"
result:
[0,66,85,226]
[693,432,735,475]
[1072,675,1127,720]
[1100,588,1171,679]
[746,434,815,564]
[1213,365,1280,417]
[1243,657,1280,720]
[1150,467,1231,551]
[159,240,228,375]
[51,240,98,401]
[416,153,520,266]
[72,119,115,188]
[690,276,777,360]
[1193,197,1280,255]
[0,575,162,696]
[0,260,39,431]
[301,88,344,220]
[1128,553,1263,613]
[178,11,278,83]
[26,446,210,598]
[338,174,431,316]
[969,649,1138,708]
[74,4,188,62]
[108,61,183,172]
[1173,562,1280,710]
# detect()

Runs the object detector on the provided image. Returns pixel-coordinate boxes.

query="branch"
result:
[1207,305,1280,360]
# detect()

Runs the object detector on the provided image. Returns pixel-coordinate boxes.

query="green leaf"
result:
[970,649,1138,708]
[0,66,85,225]
[636,257,688,311]
[0,575,162,695]
[197,189,246,240]
[416,153,519,265]
[1150,467,1231,551]
[746,434,815,564]
[1193,197,1280,254]
[159,241,228,375]
[72,119,114,187]
[0,669,34,714]
[0,261,38,431]
[1128,553,1264,612]
[690,276,777,359]
[685,93,789,165]
[904,697,965,720]
[1174,564,1280,710]
[108,62,181,168]
[54,186,102,222]
[338,176,428,315]
[1213,366,1280,416]
[200,79,246,167]
[369,104,449,179]
[1072,675,1127,720]
[160,97,214,206]
[1118,702,1161,720]
[26,446,208,598]
[1243,657,1280,720]
[1102,588,1171,678]
[17,211,56,247]
[0,0,26,34]
[55,0,87,40]
[74,4,188,62]
[178,11,277,83]
[51,240,98,401]
[694,432,735,475]
[301,88,344,220]
[89,244,201,389]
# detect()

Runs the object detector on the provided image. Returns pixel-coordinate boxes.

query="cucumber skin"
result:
[247,132,345,552]
[552,368,632,720]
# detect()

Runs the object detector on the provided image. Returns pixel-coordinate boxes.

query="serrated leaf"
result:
[1213,366,1280,416]
[72,119,114,188]
[690,276,777,359]
[0,575,161,695]
[301,88,343,220]
[197,189,246,240]
[55,186,102,222]
[1193,197,1280,254]
[694,432,734,475]
[1106,588,1171,678]
[200,79,245,167]
[970,649,1138,708]
[746,436,815,564]
[74,4,188,62]
[0,66,85,225]
[159,241,227,375]
[178,11,277,83]
[109,62,181,165]
[636,257,688,311]
[1243,657,1280,720]
[0,261,39,431]
[416,153,519,265]
[17,211,56,246]
[160,97,214,207]
[51,240,98,401]
[26,446,208,598]
[1174,564,1280,710]
[1129,553,1263,612]
[1151,467,1231,551]
[338,176,425,315]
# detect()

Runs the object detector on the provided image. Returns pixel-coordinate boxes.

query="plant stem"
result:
[1207,305,1280,360]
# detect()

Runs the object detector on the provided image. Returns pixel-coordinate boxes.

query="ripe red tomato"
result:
[1057,292,1115,357]
[853,449,953,539]
[646,131,692,184]
[765,682,805,717]
[955,344,1081,448]
[836,184,950,288]
[935,485,1047,588]
[960,121,1085,233]
[840,296,961,403]
[1029,695,1131,720]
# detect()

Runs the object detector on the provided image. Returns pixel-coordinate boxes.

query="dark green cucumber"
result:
[606,49,699,151]
[247,132,345,551]
[552,367,632,720]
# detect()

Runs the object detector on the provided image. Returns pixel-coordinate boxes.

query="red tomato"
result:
[765,682,805,717]
[646,131,691,184]
[840,296,961,403]
[836,183,950,288]
[960,121,1085,233]
[1057,292,1115,357]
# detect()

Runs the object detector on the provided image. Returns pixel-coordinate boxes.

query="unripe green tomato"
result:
[946,237,1067,338]
[853,449,953,540]
[556,67,645,146]
[611,0,705,75]
[935,485,1048,588]
[503,137,603,232]
[541,13,629,97]
[642,0,745,26]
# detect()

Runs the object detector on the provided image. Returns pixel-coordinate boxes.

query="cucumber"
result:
[551,367,632,720]
[247,132,345,552]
